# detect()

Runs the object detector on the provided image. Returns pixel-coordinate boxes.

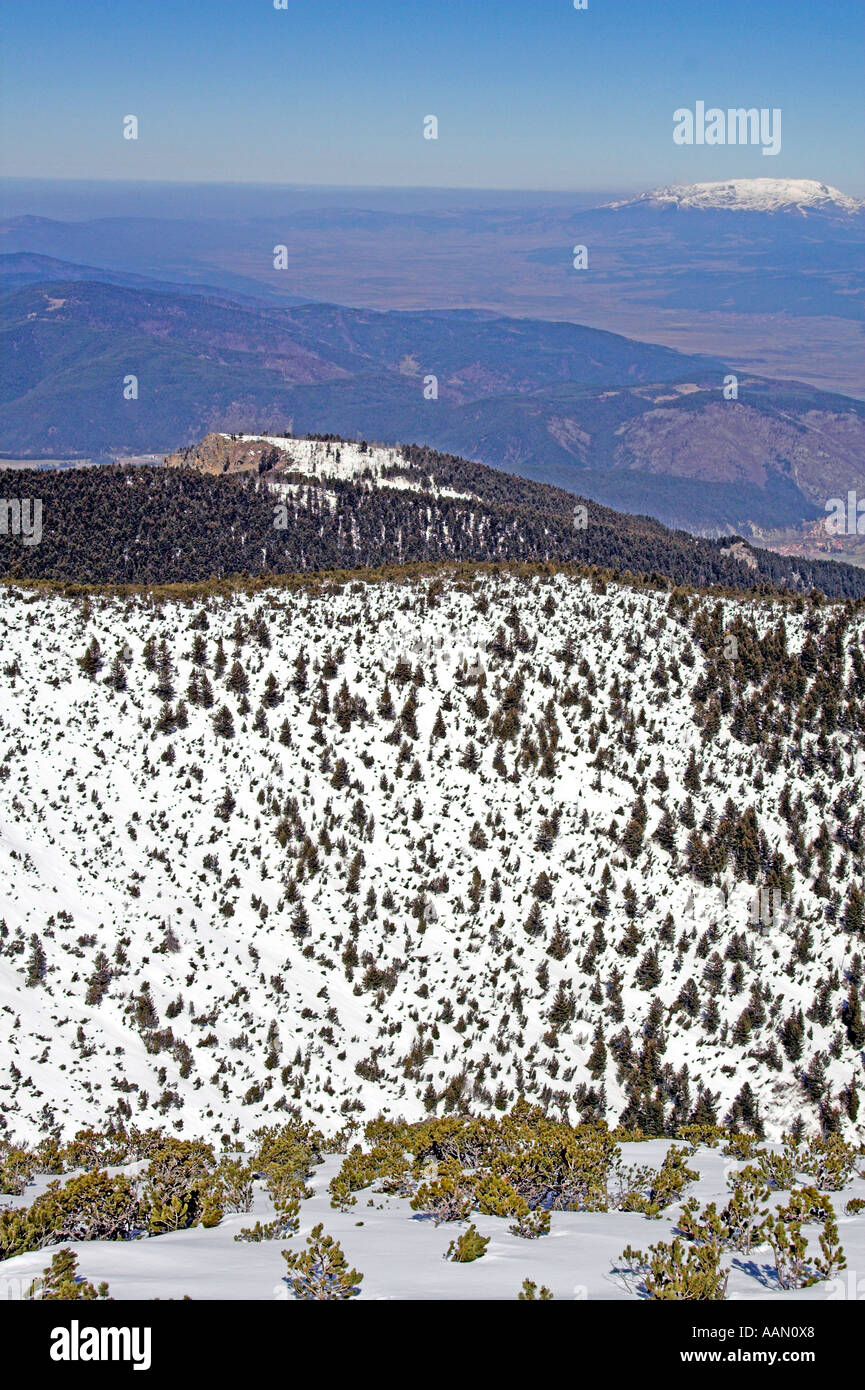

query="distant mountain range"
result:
[2,262,863,535]
[2,176,862,396]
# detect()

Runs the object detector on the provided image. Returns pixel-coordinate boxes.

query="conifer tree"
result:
[282,1224,362,1299]
[29,1249,111,1301]
[132,981,158,1030]
[445,1223,489,1263]
[263,672,281,708]
[518,1278,553,1300]
[547,921,571,961]
[654,808,676,854]
[587,1027,607,1080]
[461,741,480,772]
[843,984,865,1049]
[154,639,175,702]
[213,704,235,739]
[523,900,544,939]
[85,951,112,1006]
[684,749,702,793]
[26,934,47,987]
[78,638,103,679]
[226,660,249,695]
[675,977,700,1019]
[106,653,127,692]
[843,883,864,935]
[548,981,575,1029]
[780,1008,805,1062]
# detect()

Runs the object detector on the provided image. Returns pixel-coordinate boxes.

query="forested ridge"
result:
[3,448,865,598]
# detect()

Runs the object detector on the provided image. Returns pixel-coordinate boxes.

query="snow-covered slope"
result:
[0,569,863,1146]
[225,434,476,501]
[607,179,864,216]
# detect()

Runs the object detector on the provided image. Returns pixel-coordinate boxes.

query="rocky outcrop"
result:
[163,433,288,476]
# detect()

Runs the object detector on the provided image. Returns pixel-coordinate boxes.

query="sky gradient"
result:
[1,0,863,194]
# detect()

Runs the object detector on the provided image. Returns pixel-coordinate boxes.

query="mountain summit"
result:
[607,178,864,216]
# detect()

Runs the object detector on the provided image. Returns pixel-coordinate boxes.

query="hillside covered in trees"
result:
[3,433,865,598]
[1,567,863,1147]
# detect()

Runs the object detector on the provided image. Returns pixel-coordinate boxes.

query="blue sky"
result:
[1,0,862,193]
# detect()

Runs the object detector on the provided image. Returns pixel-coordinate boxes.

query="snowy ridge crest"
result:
[606,179,864,216]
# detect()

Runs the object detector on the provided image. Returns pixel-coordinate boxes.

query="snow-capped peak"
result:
[606,178,864,216]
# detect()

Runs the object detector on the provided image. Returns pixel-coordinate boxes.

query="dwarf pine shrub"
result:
[756,1150,796,1191]
[675,1125,728,1149]
[215,1157,255,1213]
[253,1119,323,1191]
[786,1135,859,1190]
[620,1236,728,1301]
[763,1201,846,1289]
[518,1278,553,1300]
[28,1248,111,1301]
[282,1223,363,1299]
[236,1198,300,1243]
[0,1144,38,1196]
[718,1167,770,1253]
[445,1223,489,1263]
[776,1185,836,1226]
[510,1207,551,1239]
[0,1170,140,1259]
[411,1159,475,1224]
[613,1146,698,1218]
[142,1139,221,1234]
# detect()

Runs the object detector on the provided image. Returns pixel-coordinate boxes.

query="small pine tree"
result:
[134,982,159,1030]
[213,704,235,739]
[29,1248,111,1301]
[842,883,864,935]
[445,1223,489,1263]
[85,951,112,1006]
[460,741,480,772]
[684,749,702,793]
[533,870,553,902]
[226,660,249,695]
[469,821,489,850]
[106,654,127,692]
[281,1224,362,1299]
[587,1028,607,1080]
[780,1008,805,1062]
[635,948,662,990]
[77,638,103,679]
[843,985,865,1049]
[547,921,571,961]
[263,672,281,708]
[622,817,644,859]
[518,1278,553,1300]
[26,934,47,987]
[548,981,575,1029]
